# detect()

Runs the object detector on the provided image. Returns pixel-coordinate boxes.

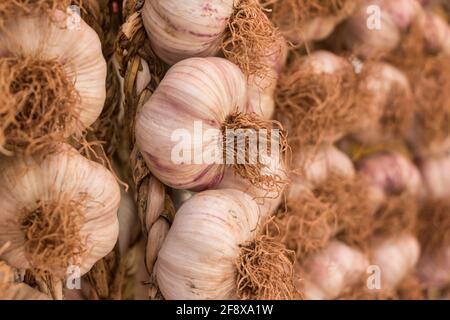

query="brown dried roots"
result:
[222,0,278,79]
[372,192,418,237]
[386,22,450,156]
[417,199,450,256]
[261,0,354,44]
[313,174,375,249]
[0,56,82,156]
[273,190,336,259]
[222,111,289,194]
[236,224,297,300]
[275,56,361,147]
[19,194,86,278]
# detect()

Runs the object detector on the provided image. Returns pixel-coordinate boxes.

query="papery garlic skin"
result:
[0,145,120,277]
[420,151,450,199]
[156,189,260,300]
[117,187,138,256]
[417,246,450,287]
[135,57,248,191]
[0,11,107,129]
[370,234,420,290]
[142,0,233,65]
[337,0,422,58]
[301,241,369,300]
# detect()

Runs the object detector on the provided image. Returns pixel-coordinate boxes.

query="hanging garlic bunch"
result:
[155,189,296,300]
[261,0,357,44]
[0,8,107,156]
[420,151,450,199]
[0,144,120,278]
[352,62,414,145]
[333,0,423,58]
[135,57,287,192]
[275,51,362,147]
[369,234,420,291]
[298,240,369,300]
[142,0,278,79]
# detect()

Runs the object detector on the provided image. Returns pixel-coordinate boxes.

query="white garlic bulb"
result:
[136,57,284,191]
[142,0,234,65]
[300,240,369,300]
[0,144,120,278]
[156,189,295,300]
[370,234,420,290]
[337,0,423,58]
[0,10,107,132]
[420,151,450,199]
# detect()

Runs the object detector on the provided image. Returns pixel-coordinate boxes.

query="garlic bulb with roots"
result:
[276,51,362,147]
[369,234,420,290]
[155,189,296,300]
[262,0,357,44]
[135,57,287,192]
[0,9,107,156]
[299,240,369,300]
[0,144,120,278]
[334,0,423,58]
[420,151,450,199]
[142,0,278,79]
[274,145,375,260]
[352,62,414,145]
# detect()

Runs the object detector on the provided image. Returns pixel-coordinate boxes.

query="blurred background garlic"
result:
[276,51,361,146]
[0,9,107,155]
[333,0,423,58]
[262,0,357,44]
[136,57,286,192]
[369,234,420,291]
[156,189,295,300]
[420,151,450,199]
[299,240,369,300]
[0,144,120,278]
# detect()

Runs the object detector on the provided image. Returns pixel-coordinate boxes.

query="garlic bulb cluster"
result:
[300,240,369,300]
[369,234,420,290]
[136,57,285,192]
[335,0,423,58]
[353,62,414,145]
[276,51,361,146]
[0,144,120,278]
[156,189,295,300]
[0,10,107,155]
[262,0,357,44]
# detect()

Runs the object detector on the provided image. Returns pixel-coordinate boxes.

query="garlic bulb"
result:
[262,0,356,44]
[357,152,423,199]
[370,234,420,290]
[420,151,450,199]
[335,0,423,58]
[353,62,414,144]
[276,51,360,146]
[156,189,295,300]
[419,11,450,54]
[300,240,369,300]
[0,144,120,278]
[142,0,234,65]
[136,57,286,191]
[0,10,107,155]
